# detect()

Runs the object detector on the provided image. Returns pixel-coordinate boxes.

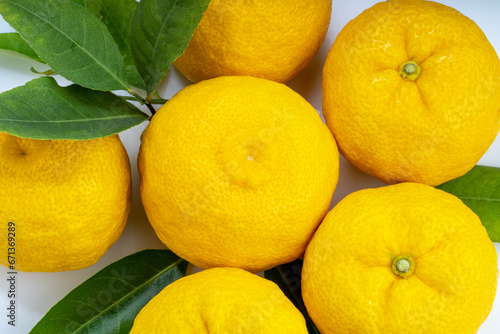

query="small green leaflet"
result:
[265,259,320,334]
[0,0,129,91]
[130,0,210,94]
[0,77,148,140]
[29,249,188,334]
[0,32,44,63]
[437,165,500,242]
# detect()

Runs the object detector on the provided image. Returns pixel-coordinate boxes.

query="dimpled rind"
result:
[322,0,500,186]
[302,182,498,334]
[0,133,131,272]
[138,76,339,273]
[173,0,332,83]
[130,267,308,334]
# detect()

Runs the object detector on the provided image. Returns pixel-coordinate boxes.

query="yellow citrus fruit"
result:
[0,133,131,272]
[130,267,308,334]
[138,76,338,273]
[173,0,332,83]
[302,182,498,334]
[322,0,500,186]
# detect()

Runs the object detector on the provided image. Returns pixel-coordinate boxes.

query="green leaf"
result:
[265,259,320,334]
[0,0,129,91]
[98,0,145,89]
[130,0,210,94]
[74,0,102,18]
[437,165,500,242]
[30,67,55,75]
[0,77,148,140]
[69,0,86,6]
[29,249,188,334]
[69,0,143,88]
[0,32,44,63]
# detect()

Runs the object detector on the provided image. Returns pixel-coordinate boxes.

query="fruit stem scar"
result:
[391,254,415,278]
[396,258,410,272]
[399,60,421,81]
[404,63,417,74]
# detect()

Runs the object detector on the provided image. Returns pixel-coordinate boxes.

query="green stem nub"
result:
[404,63,417,74]
[399,60,421,81]
[391,254,415,278]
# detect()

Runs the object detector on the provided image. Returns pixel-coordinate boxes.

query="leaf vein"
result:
[3,0,129,90]
[461,196,500,202]
[148,0,181,83]
[0,114,146,123]
[69,258,186,333]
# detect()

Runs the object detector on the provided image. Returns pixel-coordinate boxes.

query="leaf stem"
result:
[145,93,156,116]
[145,103,156,116]
[118,96,168,106]
[126,89,157,116]
[153,89,161,99]
[128,89,147,103]
[150,99,168,104]
[118,95,144,103]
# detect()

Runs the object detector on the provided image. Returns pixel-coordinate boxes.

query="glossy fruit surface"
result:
[130,267,308,334]
[138,76,338,272]
[322,0,500,185]
[0,133,131,272]
[303,182,498,334]
[174,0,332,83]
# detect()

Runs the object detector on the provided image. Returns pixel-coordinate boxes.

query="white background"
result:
[1,0,499,333]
